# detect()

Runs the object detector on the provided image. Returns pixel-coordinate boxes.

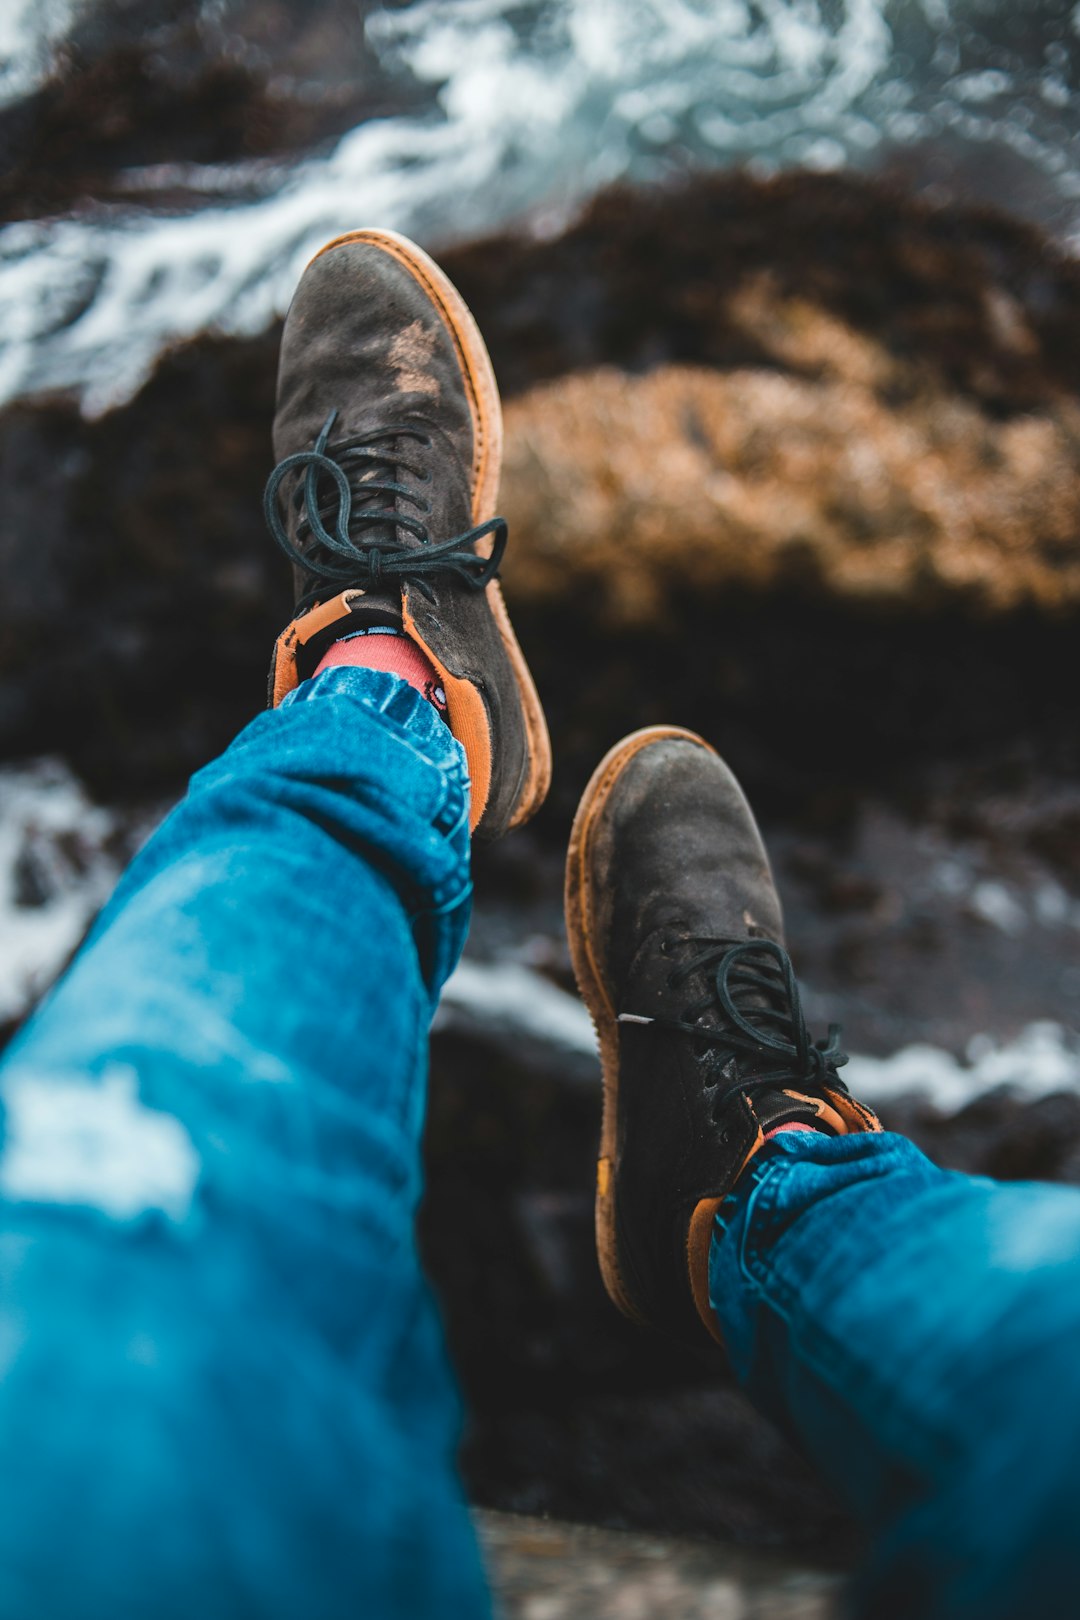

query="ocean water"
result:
[0,0,1079,413]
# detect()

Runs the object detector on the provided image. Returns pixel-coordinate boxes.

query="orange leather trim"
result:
[270,585,493,829]
[402,596,491,831]
[687,1191,739,1348]
[825,1088,883,1134]
[781,1087,883,1136]
[782,1088,850,1137]
[270,591,363,708]
[688,1129,764,1347]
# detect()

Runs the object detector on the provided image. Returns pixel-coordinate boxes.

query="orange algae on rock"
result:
[499,319,1080,623]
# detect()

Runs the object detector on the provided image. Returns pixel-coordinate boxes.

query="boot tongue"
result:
[751,1087,827,1134]
[341,589,404,626]
[293,423,422,597]
[347,442,405,550]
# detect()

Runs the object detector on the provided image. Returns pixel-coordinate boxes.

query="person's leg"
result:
[566,725,1080,1620]
[710,1130,1080,1620]
[0,664,489,1619]
[0,226,551,1617]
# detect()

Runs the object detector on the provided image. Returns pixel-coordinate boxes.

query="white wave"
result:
[844,1023,1080,1113]
[0,0,87,109]
[0,758,124,1025]
[439,956,598,1058]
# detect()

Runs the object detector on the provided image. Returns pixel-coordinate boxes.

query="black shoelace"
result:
[264,410,508,614]
[620,938,849,1111]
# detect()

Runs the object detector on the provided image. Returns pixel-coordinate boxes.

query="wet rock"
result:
[0,332,287,799]
[465,177,1080,619]
[0,0,411,222]
[2,174,1080,807]
[499,358,1080,619]
[446,174,1080,412]
[886,1086,1080,1184]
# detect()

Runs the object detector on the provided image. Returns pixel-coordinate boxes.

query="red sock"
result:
[314,629,447,717]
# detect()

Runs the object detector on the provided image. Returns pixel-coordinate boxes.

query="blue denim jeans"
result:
[2,663,1079,1618]
[0,667,489,1620]
[711,1131,1080,1618]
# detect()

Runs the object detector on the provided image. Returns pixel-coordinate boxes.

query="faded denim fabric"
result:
[711,1129,1080,1619]
[0,665,490,1620]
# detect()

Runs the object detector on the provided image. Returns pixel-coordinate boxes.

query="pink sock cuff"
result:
[763,1123,820,1142]
[314,630,447,713]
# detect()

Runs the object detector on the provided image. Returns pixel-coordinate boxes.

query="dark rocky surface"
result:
[4,174,1080,795]
[0,0,413,222]
[448,172,1080,415]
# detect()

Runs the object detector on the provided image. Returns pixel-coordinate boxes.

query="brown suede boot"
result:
[265,229,551,839]
[565,726,881,1350]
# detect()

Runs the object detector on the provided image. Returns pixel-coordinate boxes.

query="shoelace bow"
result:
[264,409,507,614]
[621,938,849,1112]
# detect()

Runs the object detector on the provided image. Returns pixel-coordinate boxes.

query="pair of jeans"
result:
[711,1130,1080,1618]
[1,663,1077,1617]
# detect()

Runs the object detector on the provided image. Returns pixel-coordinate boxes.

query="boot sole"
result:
[309,228,552,831]
[564,725,718,1323]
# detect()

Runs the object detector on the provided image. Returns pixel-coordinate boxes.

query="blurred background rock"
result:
[2,0,1080,1588]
